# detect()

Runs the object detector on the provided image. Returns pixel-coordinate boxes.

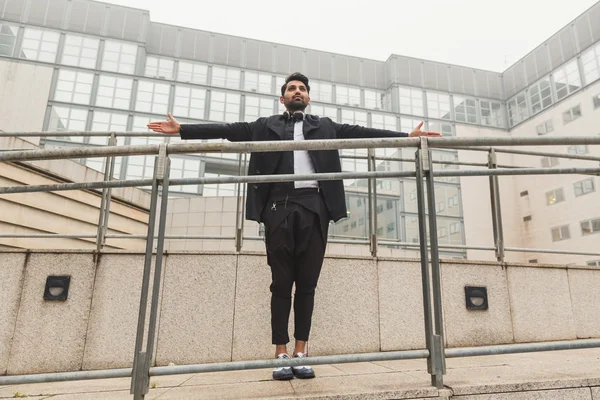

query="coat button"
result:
[253,184,258,190]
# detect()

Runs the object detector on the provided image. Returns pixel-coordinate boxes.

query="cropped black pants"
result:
[263,196,328,345]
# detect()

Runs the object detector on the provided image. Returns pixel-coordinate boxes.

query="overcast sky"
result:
[101,0,598,72]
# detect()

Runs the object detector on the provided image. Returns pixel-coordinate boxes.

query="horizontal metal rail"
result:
[2,338,599,386]
[504,247,600,257]
[2,136,600,163]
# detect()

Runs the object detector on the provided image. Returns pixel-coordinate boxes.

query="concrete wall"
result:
[2,250,600,375]
[0,59,54,146]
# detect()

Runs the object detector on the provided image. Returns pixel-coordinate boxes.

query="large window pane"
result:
[453,95,477,124]
[101,40,137,74]
[371,113,397,130]
[553,59,581,100]
[310,80,332,103]
[507,92,529,126]
[244,95,273,122]
[341,109,367,126]
[144,56,174,80]
[209,91,240,122]
[177,61,208,84]
[480,99,504,128]
[309,104,337,120]
[244,71,272,94]
[20,28,59,63]
[135,80,170,114]
[47,106,88,143]
[336,85,361,107]
[85,112,127,175]
[582,43,600,85]
[173,86,206,120]
[96,75,133,110]
[399,87,424,116]
[426,91,451,120]
[211,66,240,89]
[0,23,18,57]
[529,77,553,114]
[364,89,382,110]
[61,34,99,69]
[54,70,94,104]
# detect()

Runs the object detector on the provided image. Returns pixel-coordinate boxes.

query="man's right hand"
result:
[147,113,181,134]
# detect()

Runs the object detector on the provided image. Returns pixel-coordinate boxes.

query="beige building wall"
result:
[0,59,54,146]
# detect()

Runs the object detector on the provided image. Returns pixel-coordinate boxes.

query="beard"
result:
[284,97,308,112]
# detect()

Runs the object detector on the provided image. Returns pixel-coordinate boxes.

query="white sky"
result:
[102,0,599,72]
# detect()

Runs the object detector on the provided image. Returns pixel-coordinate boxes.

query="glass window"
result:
[574,178,595,197]
[61,34,99,69]
[209,90,240,122]
[177,61,208,84]
[479,100,504,128]
[211,66,240,89]
[144,56,174,80]
[168,157,202,194]
[553,59,581,100]
[541,157,559,168]
[244,71,272,94]
[96,75,133,110]
[341,109,367,126]
[173,86,206,120]
[54,70,94,104]
[588,260,600,267]
[546,188,565,205]
[507,92,529,126]
[582,43,600,85]
[568,145,589,155]
[101,40,137,74]
[383,91,393,112]
[371,113,397,130]
[336,85,361,107]
[244,95,273,122]
[309,80,332,103]
[127,115,170,185]
[536,119,554,135]
[135,80,170,115]
[580,218,600,236]
[309,104,337,120]
[562,105,582,124]
[47,106,88,143]
[400,117,423,134]
[429,121,454,137]
[85,112,127,175]
[0,23,19,57]
[399,87,424,116]
[275,76,286,96]
[20,28,60,63]
[427,91,451,120]
[364,89,382,110]
[529,77,553,114]
[551,225,570,242]
[453,95,477,124]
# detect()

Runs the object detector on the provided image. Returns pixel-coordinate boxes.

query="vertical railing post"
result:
[415,138,445,389]
[131,144,170,400]
[96,133,117,251]
[368,149,378,257]
[488,149,505,262]
[234,152,245,252]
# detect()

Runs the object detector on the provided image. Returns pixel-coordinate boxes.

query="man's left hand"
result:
[409,121,442,137]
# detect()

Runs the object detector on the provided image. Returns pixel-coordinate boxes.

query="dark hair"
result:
[280,72,310,96]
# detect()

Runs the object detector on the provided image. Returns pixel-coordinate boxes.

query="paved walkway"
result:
[1,348,600,399]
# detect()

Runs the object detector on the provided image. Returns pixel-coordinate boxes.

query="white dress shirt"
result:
[292,119,318,189]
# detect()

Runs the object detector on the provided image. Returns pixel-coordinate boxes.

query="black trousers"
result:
[263,197,328,345]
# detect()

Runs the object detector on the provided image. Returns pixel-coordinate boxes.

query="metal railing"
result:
[0,132,600,399]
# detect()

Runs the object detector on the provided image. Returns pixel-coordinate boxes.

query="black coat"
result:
[179,114,408,223]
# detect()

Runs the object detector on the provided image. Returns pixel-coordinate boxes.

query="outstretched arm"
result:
[147,113,253,142]
[334,121,440,139]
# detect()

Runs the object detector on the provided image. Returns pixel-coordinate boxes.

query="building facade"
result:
[0,0,599,264]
